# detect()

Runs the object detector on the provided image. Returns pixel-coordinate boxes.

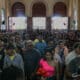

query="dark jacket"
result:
[24,48,41,74]
[0,48,5,70]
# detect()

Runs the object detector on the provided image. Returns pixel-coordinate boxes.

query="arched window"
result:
[54,2,67,17]
[32,2,46,17]
[12,2,25,17]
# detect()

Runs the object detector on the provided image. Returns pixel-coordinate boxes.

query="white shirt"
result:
[54,53,62,64]
[65,50,77,65]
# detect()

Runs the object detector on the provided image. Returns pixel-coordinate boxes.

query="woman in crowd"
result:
[54,41,69,80]
[37,48,59,80]
[3,44,24,77]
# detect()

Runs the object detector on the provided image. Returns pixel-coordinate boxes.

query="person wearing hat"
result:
[3,43,24,79]
[65,42,80,80]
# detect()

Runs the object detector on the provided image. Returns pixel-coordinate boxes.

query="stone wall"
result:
[0,0,80,30]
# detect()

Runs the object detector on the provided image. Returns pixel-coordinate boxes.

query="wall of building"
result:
[78,0,80,30]
[6,0,68,17]
[0,0,80,30]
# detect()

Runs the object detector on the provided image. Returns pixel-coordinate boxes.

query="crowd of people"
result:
[0,30,80,80]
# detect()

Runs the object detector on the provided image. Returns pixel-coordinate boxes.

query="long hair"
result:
[43,48,53,60]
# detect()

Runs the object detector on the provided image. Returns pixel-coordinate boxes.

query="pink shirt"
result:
[39,59,55,77]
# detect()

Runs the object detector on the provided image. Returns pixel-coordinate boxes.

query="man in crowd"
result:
[65,42,80,80]
[24,40,41,80]
[34,35,47,57]
[0,41,5,70]
[0,41,5,79]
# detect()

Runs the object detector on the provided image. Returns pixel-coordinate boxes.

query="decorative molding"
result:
[30,0,49,17]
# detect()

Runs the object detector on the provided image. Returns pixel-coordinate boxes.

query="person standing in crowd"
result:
[46,40,61,63]
[47,40,56,49]
[53,46,62,64]
[3,44,24,76]
[24,40,41,80]
[15,35,25,59]
[35,35,47,57]
[0,41,5,79]
[9,35,16,47]
[15,35,24,48]
[33,35,45,46]
[23,34,30,46]
[0,41,5,71]
[1,66,24,80]
[55,41,69,80]
[55,41,69,64]
[65,42,80,80]
[37,48,59,80]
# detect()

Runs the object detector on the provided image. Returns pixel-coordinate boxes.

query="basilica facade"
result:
[0,0,79,31]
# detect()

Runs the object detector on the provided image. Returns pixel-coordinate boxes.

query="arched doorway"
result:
[12,2,25,17]
[54,2,67,17]
[32,2,46,17]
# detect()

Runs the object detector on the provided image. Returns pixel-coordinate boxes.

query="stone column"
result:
[68,0,73,30]
[0,0,1,27]
[78,0,80,30]
[5,0,11,31]
[0,0,6,31]
[69,0,78,30]
[73,0,78,30]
